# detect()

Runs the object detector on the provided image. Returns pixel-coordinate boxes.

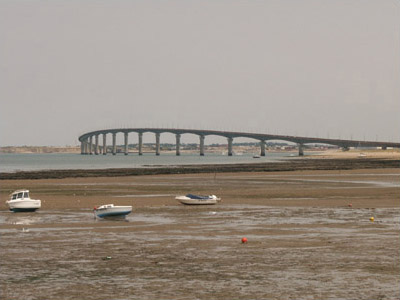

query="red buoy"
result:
[348,204,352,207]
[241,237,248,244]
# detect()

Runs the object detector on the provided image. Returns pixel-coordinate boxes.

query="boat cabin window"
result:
[24,192,29,198]
[17,192,23,199]
[12,194,17,200]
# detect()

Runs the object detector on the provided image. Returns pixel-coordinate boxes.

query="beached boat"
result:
[6,190,41,212]
[175,194,221,205]
[94,204,132,218]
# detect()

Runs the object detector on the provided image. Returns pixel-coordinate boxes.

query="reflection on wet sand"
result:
[1,204,399,299]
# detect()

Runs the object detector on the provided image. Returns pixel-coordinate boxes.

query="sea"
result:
[0,152,296,173]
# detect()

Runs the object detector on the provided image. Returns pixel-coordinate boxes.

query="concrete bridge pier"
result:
[83,139,89,154]
[155,133,160,156]
[102,134,107,155]
[228,137,233,156]
[80,141,85,154]
[89,136,93,155]
[138,133,143,155]
[199,135,205,156]
[298,143,304,156]
[124,132,129,155]
[176,134,181,156]
[94,135,99,155]
[260,140,266,156]
[112,133,117,155]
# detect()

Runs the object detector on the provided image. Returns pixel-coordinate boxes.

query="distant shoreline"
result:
[1,157,398,180]
[0,146,81,154]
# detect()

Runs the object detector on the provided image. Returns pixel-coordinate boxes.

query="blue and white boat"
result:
[6,190,41,212]
[94,204,132,218]
[175,194,221,205]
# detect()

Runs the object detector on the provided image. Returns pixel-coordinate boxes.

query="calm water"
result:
[0,152,296,173]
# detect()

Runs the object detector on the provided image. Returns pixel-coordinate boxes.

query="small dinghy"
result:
[175,194,221,205]
[6,190,41,212]
[94,204,132,218]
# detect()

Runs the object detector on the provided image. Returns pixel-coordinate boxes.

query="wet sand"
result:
[1,164,400,299]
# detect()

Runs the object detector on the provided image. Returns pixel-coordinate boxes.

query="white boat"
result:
[94,204,132,218]
[175,194,221,205]
[6,190,41,212]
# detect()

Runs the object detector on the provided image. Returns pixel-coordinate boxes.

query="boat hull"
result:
[10,207,40,212]
[6,200,41,212]
[95,206,132,218]
[175,196,220,205]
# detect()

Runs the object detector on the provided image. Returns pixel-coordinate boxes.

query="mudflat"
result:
[1,163,399,299]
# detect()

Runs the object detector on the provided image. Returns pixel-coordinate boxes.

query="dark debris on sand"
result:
[1,158,399,180]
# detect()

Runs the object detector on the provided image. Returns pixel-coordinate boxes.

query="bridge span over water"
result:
[78,128,400,157]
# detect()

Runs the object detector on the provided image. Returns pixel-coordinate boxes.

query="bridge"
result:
[78,128,400,157]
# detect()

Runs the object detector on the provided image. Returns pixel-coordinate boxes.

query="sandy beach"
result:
[1,154,399,299]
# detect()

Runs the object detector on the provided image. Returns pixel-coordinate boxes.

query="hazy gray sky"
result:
[1,0,399,146]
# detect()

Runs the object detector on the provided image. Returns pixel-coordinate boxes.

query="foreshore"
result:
[1,153,399,299]
[1,157,399,211]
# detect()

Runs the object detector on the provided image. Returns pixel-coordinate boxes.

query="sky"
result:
[1,0,399,146]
